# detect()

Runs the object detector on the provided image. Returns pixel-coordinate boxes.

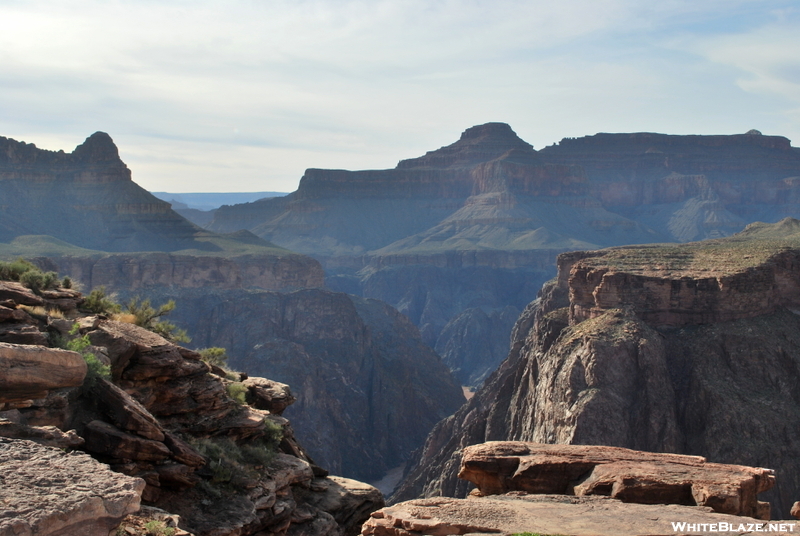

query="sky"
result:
[1,0,799,193]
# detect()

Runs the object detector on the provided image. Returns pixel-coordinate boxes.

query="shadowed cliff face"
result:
[393,219,800,518]
[137,287,466,483]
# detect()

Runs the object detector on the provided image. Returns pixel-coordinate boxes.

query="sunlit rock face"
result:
[393,219,800,518]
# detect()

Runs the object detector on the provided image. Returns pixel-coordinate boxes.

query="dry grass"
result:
[17,304,64,319]
[111,312,137,324]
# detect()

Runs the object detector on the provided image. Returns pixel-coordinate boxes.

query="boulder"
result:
[244,376,296,415]
[296,476,385,536]
[459,442,774,519]
[0,343,86,403]
[0,281,44,307]
[0,437,145,536]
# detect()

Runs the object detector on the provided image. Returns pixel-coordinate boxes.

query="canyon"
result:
[0,131,464,487]
[393,218,800,518]
[0,281,384,536]
[4,125,800,532]
[206,123,800,386]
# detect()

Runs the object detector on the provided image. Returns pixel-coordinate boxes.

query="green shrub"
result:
[61,276,72,289]
[19,270,60,294]
[226,382,248,405]
[189,430,283,487]
[65,323,110,384]
[0,258,37,281]
[125,297,190,343]
[81,286,121,315]
[198,347,229,368]
[143,520,175,536]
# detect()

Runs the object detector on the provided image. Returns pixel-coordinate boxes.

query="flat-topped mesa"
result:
[539,131,800,191]
[557,218,800,328]
[291,124,583,201]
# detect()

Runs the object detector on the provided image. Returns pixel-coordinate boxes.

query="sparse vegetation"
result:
[124,297,190,343]
[189,428,283,488]
[0,258,65,294]
[64,323,110,384]
[143,520,175,536]
[18,304,64,319]
[80,286,121,315]
[198,347,229,368]
[226,382,248,405]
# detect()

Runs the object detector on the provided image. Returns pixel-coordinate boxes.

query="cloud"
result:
[1,0,799,191]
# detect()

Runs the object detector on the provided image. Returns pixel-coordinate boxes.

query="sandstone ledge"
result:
[459,442,775,519]
[0,438,145,536]
[363,495,798,536]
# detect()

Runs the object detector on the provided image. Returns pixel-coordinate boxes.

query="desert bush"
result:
[198,347,229,368]
[189,426,283,486]
[226,382,247,405]
[61,276,72,289]
[81,286,121,315]
[0,258,37,281]
[125,297,190,343]
[65,323,110,384]
[143,520,175,536]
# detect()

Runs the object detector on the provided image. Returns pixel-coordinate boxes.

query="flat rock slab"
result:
[0,343,86,403]
[0,437,145,536]
[363,495,799,536]
[459,442,775,519]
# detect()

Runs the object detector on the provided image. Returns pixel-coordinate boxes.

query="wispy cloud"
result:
[1,0,798,191]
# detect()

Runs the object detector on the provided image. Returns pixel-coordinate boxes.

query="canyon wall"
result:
[208,124,800,387]
[135,286,466,483]
[393,219,800,518]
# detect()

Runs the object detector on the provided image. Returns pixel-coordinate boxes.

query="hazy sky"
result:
[2,1,799,192]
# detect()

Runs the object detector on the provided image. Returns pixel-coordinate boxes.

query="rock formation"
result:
[0,132,324,294]
[364,495,799,536]
[142,286,466,482]
[368,441,792,536]
[459,442,774,518]
[208,123,800,386]
[393,219,800,518]
[0,282,384,536]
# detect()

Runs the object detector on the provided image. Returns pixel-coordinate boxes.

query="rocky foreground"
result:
[0,281,383,536]
[369,442,798,536]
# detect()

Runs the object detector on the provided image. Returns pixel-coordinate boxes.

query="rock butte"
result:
[394,218,800,519]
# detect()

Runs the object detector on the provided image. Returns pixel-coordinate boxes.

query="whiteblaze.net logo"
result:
[671,521,796,533]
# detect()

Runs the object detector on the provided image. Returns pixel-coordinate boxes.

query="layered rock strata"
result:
[0,132,201,252]
[209,123,800,385]
[394,219,800,518]
[38,250,324,292]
